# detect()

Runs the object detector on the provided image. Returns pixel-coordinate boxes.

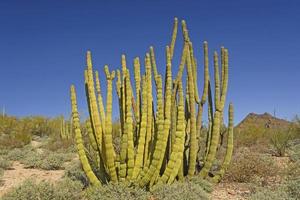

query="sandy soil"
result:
[0,161,65,197]
[211,182,250,200]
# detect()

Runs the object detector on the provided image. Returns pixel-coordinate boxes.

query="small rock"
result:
[227,189,236,195]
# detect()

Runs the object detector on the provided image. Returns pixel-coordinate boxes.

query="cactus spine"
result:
[69,18,234,188]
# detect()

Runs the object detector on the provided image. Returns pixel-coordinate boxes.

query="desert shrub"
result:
[189,177,213,193]
[44,136,74,152]
[85,183,148,200]
[289,142,300,161]
[53,178,84,200]
[284,161,300,180]
[20,151,43,168]
[286,179,300,199]
[224,149,278,184]
[249,186,290,200]
[0,131,32,149]
[2,179,56,200]
[270,129,293,157]
[0,148,9,156]
[39,153,65,170]
[6,145,35,161]
[0,156,12,169]
[20,150,71,170]
[234,125,269,148]
[0,116,33,149]
[151,179,210,200]
[64,160,88,187]
[2,178,83,200]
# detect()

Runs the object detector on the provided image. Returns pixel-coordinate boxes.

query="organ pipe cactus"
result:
[70,18,234,188]
[60,117,72,140]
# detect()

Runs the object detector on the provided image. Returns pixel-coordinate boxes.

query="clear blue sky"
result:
[0,0,299,124]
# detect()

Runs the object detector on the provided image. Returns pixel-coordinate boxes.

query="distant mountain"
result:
[236,112,291,131]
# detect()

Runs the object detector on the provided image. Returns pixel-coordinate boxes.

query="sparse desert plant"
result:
[286,179,300,199]
[84,183,149,200]
[2,179,56,200]
[289,141,300,161]
[249,186,290,200]
[151,179,211,200]
[6,145,35,161]
[20,151,43,168]
[224,150,278,184]
[270,129,293,156]
[0,156,12,169]
[70,18,234,190]
[20,150,71,170]
[39,153,66,170]
[53,178,84,200]
[44,136,75,152]
[64,160,89,187]
[284,161,300,181]
[2,178,83,200]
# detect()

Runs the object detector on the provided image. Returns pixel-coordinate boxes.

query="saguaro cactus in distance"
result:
[70,18,234,188]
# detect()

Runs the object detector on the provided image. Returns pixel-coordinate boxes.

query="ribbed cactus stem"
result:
[86,119,98,151]
[199,49,229,178]
[201,41,209,105]
[150,46,172,185]
[70,85,100,186]
[103,65,118,182]
[189,42,200,104]
[214,51,221,111]
[149,47,158,83]
[170,17,178,60]
[144,53,153,167]
[139,75,164,187]
[134,57,141,123]
[125,69,135,179]
[174,42,187,86]
[132,75,148,179]
[86,51,103,149]
[160,80,185,184]
[212,103,234,183]
[95,70,106,125]
[186,45,197,176]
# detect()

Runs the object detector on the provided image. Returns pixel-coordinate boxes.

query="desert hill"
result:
[236,112,291,131]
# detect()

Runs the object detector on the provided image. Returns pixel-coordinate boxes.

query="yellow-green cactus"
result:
[70,85,100,186]
[69,18,234,189]
[132,75,148,180]
[103,65,118,182]
[212,103,234,183]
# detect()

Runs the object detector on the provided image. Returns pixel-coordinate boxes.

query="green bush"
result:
[284,161,300,180]
[20,151,43,168]
[39,153,65,170]
[64,160,89,187]
[249,186,290,200]
[289,142,300,162]
[20,150,71,170]
[53,178,84,200]
[6,146,35,161]
[151,179,211,200]
[0,156,12,169]
[270,129,293,157]
[84,183,149,200]
[286,179,300,199]
[2,178,83,200]
[44,137,74,152]
[2,179,56,200]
